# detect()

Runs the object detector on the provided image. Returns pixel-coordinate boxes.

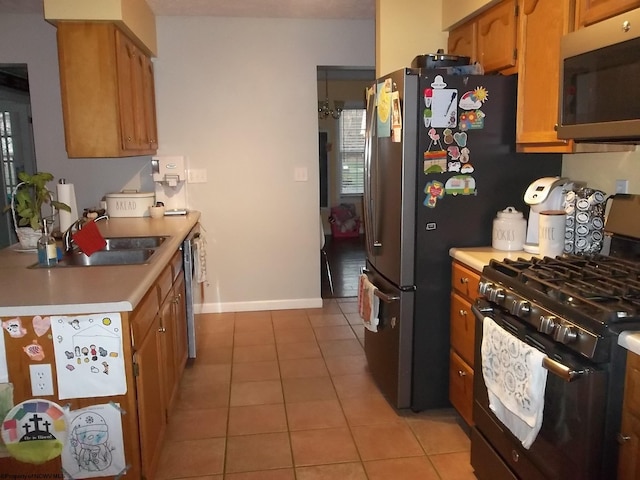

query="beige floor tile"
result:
[282,376,337,403]
[290,427,360,466]
[233,330,275,347]
[156,438,225,479]
[196,312,234,333]
[286,399,347,431]
[275,327,317,345]
[313,325,356,341]
[175,382,229,409]
[225,432,292,473]
[230,380,283,406]
[272,314,311,330]
[307,302,342,315]
[192,346,232,365]
[181,364,231,386]
[309,313,348,327]
[233,344,277,363]
[324,354,369,376]
[351,423,424,461]
[345,312,363,326]
[364,457,440,480]
[332,373,380,400]
[318,338,363,357]
[407,414,471,454]
[279,358,328,379]
[429,451,477,479]
[166,407,228,441]
[234,311,272,322]
[338,301,359,314]
[232,360,280,382]
[224,470,295,480]
[340,394,403,426]
[296,462,367,480]
[234,315,273,333]
[198,329,234,347]
[227,403,288,435]
[276,341,322,360]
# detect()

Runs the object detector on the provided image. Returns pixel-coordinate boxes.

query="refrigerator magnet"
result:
[459,109,485,131]
[424,180,445,208]
[453,131,467,147]
[423,129,447,174]
[444,175,477,196]
[443,128,454,144]
[459,87,489,110]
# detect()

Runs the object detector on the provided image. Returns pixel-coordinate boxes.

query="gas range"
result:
[478,254,640,363]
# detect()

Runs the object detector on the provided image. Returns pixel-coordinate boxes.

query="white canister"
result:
[105,191,155,217]
[492,207,526,251]
[539,210,567,258]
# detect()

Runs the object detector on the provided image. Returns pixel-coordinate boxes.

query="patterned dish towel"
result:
[481,316,548,449]
[358,274,380,332]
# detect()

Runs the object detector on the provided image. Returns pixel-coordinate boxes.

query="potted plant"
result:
[4,171,71,249]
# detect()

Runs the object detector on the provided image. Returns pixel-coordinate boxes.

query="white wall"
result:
[562,149,640,195]
[154,16,375,312]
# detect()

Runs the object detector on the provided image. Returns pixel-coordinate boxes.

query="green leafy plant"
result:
[4,172,71,230]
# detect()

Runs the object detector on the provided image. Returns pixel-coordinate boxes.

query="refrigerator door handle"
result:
[364,87,381,251]
[362,268,400,303]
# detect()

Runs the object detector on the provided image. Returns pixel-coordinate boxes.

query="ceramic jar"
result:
[492,207,526,251]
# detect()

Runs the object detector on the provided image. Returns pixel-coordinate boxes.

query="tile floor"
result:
[157,298,477,479]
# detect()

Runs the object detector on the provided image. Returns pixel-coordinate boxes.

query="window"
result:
[339,108,365,195]
[0,111,17,199]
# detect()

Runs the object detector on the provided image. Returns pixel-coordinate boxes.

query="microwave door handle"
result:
[542,357,590,382]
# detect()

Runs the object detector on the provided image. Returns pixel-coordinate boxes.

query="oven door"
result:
[471,306,616,480]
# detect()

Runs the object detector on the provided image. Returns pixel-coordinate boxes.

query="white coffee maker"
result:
[523,176,570,253]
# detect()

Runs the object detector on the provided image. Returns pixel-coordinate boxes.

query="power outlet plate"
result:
[615,179,629,194]
[29,363,54,396]
[188,168,208,183]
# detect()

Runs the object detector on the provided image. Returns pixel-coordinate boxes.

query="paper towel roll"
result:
[56,181,78,232]
[539,210,566,258]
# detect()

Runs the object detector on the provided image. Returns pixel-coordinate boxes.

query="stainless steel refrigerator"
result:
[362,68,562,411]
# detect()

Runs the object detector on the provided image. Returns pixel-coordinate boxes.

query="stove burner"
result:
[485,254,640,326]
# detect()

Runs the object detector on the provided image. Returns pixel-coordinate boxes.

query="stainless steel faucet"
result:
[62,214,109,253]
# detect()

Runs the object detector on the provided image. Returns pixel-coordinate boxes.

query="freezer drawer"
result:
[363,264,414,409]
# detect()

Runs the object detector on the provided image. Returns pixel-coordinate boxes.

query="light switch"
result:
[188,168,208,183]
[294,167,308,182]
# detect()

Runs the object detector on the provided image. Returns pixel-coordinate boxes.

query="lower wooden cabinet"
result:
[450,349,474,426]
[619,351,640,480]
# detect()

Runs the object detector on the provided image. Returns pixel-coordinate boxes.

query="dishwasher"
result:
[182,223,204,358]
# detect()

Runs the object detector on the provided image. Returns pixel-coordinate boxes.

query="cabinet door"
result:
[141,54,159,151]
[449,350,474,426]
[159,295,178,411]
[447,21,477,63]
[516,0,574,152]
[115,30,138,151]
[477,0,518,73]
[618,412,640,480]
[451,262,480,299]
[135,314,166,479]
[578,0,640,27]
[450,292,476,367]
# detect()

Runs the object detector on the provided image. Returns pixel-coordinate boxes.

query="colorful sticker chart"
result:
[50,313,127,400]
[1,399,68,465]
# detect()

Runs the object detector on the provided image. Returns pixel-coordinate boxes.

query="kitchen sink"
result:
[29,236,167,268]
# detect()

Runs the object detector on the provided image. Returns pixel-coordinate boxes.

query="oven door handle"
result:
[542,357,590,382]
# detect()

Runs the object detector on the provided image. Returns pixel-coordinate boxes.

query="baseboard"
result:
[198,297,323,313]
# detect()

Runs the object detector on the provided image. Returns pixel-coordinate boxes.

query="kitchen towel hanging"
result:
[481,316,548,449]
[56,180,78,233]
[358,274,380,332]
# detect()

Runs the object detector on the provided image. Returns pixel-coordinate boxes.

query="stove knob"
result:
[489,288,506,304]
[478,281,492,297]
[554,325,578,344]
[510,300,531,317]
[539,315,557,334]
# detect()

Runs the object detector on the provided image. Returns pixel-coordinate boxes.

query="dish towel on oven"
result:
[193,231,208,285]
[481,316,548,449]
[358,274,379,332]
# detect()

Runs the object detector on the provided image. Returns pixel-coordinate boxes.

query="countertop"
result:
[0,212,200,316]
[449,246,538,272]
[449,246,640,356]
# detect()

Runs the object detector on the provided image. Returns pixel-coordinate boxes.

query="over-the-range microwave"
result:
[557,8,640,143]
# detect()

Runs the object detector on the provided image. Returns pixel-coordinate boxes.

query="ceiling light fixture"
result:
[318,69,344,120]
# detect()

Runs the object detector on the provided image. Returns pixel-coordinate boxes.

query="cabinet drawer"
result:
[450,292,476,367]
[450,349,474,426]
[156,263,173,304]
[451,262,480,299]
[131,284,160,345]
[170,250,183,282]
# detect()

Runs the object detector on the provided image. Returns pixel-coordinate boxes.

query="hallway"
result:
[156,300,476,479]
[321,234,366,299]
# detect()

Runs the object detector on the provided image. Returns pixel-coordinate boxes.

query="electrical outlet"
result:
[188,168,208,183]
[29,364,54,396]
[615,179,629,194]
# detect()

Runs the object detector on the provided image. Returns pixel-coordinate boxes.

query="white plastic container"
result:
[105,191,155,217]
[492,207,526,251]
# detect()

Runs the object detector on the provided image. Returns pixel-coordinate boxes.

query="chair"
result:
[320,216,334,294]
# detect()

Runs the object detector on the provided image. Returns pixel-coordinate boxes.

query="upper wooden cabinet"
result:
[577,0,640,27]
[57,22,158,158]
[448,0,518,74]
[516,0,574,153]
[477,0,519,74]
[447,21,477,64]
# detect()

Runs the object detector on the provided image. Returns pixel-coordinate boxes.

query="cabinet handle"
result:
[618,433,632,444]
[459,309,468,317]
[457,370,466,377]
[460,277,469,284]
[158,326,166,333]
